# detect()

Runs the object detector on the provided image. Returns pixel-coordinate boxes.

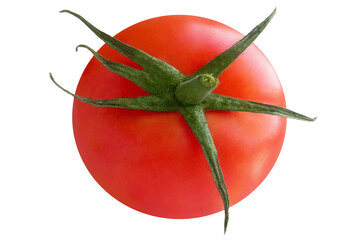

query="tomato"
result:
[72,14,287,219]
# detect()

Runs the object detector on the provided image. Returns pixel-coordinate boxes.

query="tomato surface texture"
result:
[72,15,287,218]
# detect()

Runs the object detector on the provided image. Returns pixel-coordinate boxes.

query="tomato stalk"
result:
[175,74,219,105]
[51,8,315,234]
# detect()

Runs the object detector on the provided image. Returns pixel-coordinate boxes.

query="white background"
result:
[1,0,359,239]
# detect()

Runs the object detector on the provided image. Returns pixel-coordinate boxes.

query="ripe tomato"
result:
[73,15,286,219]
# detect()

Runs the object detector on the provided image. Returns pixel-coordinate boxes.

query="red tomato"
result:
[73,15,286,218]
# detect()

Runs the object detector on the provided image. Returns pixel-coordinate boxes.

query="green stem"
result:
[175,74,219,105]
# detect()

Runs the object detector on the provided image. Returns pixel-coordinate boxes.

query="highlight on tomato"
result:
[50,8,315,233]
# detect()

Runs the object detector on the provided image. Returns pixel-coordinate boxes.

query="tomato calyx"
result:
[50,8,316,234]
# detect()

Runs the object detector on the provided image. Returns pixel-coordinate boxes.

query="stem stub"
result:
[175,74,219,105]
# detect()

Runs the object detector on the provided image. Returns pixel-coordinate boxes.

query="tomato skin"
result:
[73,15,286,218]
